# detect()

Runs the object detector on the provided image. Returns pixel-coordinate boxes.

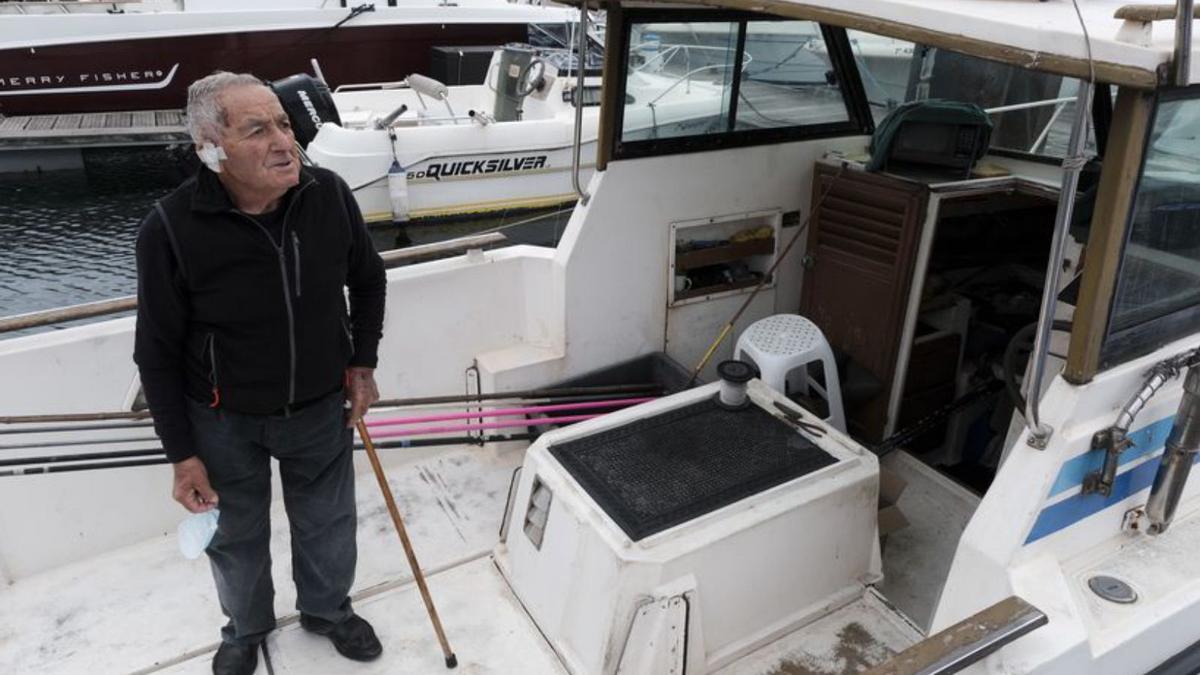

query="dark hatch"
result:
[549,397,836,541]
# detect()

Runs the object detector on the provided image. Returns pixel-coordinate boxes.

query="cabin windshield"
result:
[610,16,1101,164]
[848,32,1098,160]
[613,13,872,159]
[1102,90,1200,367]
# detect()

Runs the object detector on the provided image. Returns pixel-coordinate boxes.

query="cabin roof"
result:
[583,0,1199,89]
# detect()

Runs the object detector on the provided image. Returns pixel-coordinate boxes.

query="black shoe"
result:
[212,642,259,675]
[301,613,383,662]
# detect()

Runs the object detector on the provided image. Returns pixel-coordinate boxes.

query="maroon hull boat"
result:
[0,2,578,116]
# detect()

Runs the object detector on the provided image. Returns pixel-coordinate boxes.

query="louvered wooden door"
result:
[800,164,928,441]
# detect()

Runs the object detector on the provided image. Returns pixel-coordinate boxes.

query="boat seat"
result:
[734,313,847,433]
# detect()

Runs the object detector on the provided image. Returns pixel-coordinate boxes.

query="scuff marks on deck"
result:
[713,591,922,675]
[768,623,896,675]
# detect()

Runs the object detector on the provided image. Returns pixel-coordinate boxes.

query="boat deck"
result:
[0,426,975,675]
[0,442,527,675]
[0,108,188,151]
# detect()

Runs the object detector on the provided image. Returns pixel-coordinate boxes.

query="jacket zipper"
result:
[233,178,315,406]
[291,232,302,298]
[341,317,354,352]
[205,333,221,408]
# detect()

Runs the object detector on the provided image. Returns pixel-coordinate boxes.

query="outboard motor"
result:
[269,73,341,147]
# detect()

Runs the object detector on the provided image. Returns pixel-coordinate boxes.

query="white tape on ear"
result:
[197,144,228,173]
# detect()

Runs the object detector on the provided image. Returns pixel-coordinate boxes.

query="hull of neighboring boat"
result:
[308,118,597,223]
[0,9,566,115]
[0,24,528,116]
[306,60,724,223]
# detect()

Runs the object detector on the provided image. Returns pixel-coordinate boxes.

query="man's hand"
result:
[345,366,380,428]
[173,456,219,513]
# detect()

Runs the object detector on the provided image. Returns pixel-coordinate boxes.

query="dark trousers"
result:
[188,391,357,645]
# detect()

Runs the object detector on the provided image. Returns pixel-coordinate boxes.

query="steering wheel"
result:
[516,59,547,97]
[1002,319,1073,412]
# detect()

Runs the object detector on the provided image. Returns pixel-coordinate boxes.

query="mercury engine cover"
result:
[269,74,341,147]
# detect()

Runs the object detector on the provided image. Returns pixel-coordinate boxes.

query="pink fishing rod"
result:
[365,396,655,428]
[365,413,602,440]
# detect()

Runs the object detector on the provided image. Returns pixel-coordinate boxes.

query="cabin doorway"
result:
[800,162,1067,493]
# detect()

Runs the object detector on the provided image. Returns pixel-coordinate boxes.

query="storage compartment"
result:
[499,380,880,674]
[670,211,780,304]
[429,45,500,85]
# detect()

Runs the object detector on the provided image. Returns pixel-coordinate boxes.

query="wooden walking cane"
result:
[356,418,458,669]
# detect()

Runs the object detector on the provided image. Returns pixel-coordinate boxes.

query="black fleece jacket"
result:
[134,166,386,463]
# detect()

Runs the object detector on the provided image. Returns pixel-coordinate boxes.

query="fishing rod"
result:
[0,420,157,435]
[0,448,164,468]
[0,428,553,475]
[0,436,161,451]
[0,395,655,453]
[0,389,660,436]
[0,383,662,426]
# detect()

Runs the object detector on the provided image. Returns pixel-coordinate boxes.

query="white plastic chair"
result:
[734,314,847,433]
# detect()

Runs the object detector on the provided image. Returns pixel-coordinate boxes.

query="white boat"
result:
[3,0,1200,673]
[304,43,737,222]
[0,0,578,116]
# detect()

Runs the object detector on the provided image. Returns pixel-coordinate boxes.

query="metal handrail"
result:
[571,0,591,205]
[984,96,1075,115]
[646,62,741,107]
[1024,80,1094,447]
[1027,101,1071,154]
[863,596,1046,674]
[0,232,508,336]
[633,43,749,73]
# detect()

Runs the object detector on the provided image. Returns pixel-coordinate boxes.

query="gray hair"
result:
[185,71,267,144]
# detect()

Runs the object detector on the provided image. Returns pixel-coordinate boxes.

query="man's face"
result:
[213,85,300,203]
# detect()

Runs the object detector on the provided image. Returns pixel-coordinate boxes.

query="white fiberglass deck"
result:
[0,443,528,675]
[158,558,567,675]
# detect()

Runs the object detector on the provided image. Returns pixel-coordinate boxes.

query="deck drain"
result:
[1087,575,1137,604]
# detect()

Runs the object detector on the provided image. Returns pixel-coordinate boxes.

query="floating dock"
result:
[0,108,190,172]
[0,108,189,151]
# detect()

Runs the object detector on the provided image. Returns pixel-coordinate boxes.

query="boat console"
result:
[497,376,881,673]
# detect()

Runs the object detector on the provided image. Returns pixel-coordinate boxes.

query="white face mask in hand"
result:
[178,509,220,559]
[197,143,228,173]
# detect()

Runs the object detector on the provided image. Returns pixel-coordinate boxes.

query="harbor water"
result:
[0,147,572,328]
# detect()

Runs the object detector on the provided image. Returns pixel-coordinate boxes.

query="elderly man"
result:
[134,72,387,675]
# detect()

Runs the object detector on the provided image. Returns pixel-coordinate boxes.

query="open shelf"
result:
[674,275,770,301]
[669,211,781,307]
[675,238,775,271]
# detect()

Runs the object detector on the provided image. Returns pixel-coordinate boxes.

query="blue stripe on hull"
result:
[1048,417,1175,498]
[1026,449,1200,544]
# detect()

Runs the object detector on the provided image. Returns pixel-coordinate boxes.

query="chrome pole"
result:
[1025,80,1093,448]
[1147,367,1200,534]
[571,1,591,205]
[1176,0,1194,86]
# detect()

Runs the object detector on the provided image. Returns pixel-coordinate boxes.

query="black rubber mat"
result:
[549,397,836,541]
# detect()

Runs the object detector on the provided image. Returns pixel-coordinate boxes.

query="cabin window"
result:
[845,32,1103,160]
[733,22,852,129]
[1101,89,1200,367]
[622,20,738,142]
[613,13,872,159]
